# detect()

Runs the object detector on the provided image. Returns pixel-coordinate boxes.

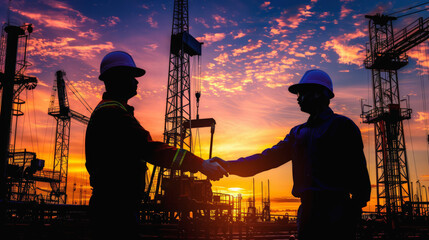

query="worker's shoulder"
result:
[332,113,354,122]
[332,113,360,129]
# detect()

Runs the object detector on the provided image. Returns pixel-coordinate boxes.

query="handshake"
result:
[200,157,230,181]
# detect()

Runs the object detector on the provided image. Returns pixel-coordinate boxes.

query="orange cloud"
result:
[214,52,229,65]
[11,0,94,31]
[78,29,101,40]
[408,43,429,71]
[319,12,331,18]
[268,39,291,52]
[321,53,331,63]
[147,12,158,28]
[233,30,246,39]
[415,112,429,124]
[232,40,263,56]
[260,2,271,8]
[322,29,366,66]
[213,14,227,24]
[12,8,78,30]
[103,16,120,27]
[268,4,314,35]
[196,33,226,45]
[144,43,159,51]
[43,0,95,24]
[287,5,314,29]
[195,17,210,28]
[340,5,353,19]
[281,57,299,65]
[28,37,114,60]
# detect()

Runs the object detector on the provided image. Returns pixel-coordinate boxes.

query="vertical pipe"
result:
[261,181,263,215]
[252,178,255,208]
[268,179,270,221]
[209,124,214,159]
[0,26,25,211]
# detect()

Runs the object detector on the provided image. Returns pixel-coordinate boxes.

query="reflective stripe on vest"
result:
[93,100,127,112]
[171,149,186,169]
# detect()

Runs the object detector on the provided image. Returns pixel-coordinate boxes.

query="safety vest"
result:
[93,100,127,113]
[171,149,187,169]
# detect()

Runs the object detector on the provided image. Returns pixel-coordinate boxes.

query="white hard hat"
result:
[288,69,334,98]
[99,51,145,80]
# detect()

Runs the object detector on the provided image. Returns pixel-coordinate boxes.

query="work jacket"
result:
[85,92,203,202]
[228,107,371,206]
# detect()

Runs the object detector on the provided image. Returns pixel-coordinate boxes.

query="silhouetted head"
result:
[296,84,331,114]
[289,69,334,115]
[99,51,145,101]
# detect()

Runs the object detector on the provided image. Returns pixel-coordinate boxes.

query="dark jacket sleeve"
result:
[228,133,293,177]
[106,106,203,173]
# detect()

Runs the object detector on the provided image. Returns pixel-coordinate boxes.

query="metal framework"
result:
[0,25,38,206]
[48,70,89,204]
[362,14,429,217]
[164,0,192,150]
[148,0,202,200]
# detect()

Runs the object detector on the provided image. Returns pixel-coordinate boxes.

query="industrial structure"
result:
[0,24,41,204]
[0,24,39,211]
[361,12,429,224]
[0,22,90,208]
[0,3,279,239]
[146,0,203,202]
[47,70,90,204]
[4,1,429,239]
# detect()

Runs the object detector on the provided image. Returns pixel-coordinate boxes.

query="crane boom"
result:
[70,109,89,125]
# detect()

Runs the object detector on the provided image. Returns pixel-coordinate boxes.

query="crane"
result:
[361,13,429,221]
[48,70,89,204]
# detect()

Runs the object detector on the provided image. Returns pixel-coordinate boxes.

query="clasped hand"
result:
[200,157,229,181]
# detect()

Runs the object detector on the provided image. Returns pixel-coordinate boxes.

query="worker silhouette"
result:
[211,69,371,240]
[85,51,227,240]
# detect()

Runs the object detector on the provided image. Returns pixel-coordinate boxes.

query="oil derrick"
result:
[148,0,202,199]
[48,70,89,204]
[164,0,201,150]
[0,24,38,206]
[361,13,429,220]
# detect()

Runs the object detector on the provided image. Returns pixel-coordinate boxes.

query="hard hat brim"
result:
[99,66,146,80]
[288,83,334,99]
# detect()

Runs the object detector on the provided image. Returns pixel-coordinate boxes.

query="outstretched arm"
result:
[209,135,293,177]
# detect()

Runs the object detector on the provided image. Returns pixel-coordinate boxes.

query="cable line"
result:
[396,6,429,18]
[64,76,93,114]
[387,1,429,16]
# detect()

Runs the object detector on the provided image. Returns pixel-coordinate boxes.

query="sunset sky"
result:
[2,0,429,215]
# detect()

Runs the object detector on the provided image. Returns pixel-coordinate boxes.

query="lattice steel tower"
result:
[361,14,429,217]
[164,0,201,149]
[147,0,201,198]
